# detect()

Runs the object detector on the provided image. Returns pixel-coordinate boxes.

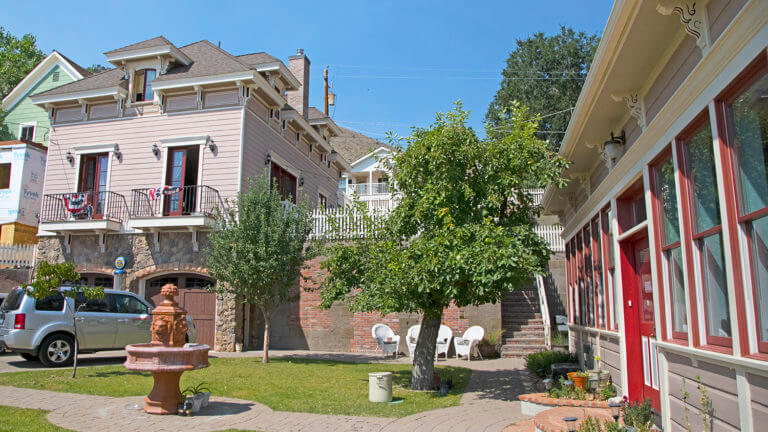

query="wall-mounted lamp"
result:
[265,154,272,166]
[206,140,217,153]
[601,130,626,170]
[299,176,305,187]
[114,144,122,162]
[66,151,75,165]
[152,143,160,157]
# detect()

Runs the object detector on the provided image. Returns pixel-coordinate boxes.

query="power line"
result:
[337,74,585,81]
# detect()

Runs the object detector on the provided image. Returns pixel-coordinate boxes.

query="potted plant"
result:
[478,328,504,358]
[567,371,589,390]
[181,382,211,413]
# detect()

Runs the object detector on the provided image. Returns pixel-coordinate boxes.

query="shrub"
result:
[525,349,577,378]
[622,398,654,432]
[577,417,624,432]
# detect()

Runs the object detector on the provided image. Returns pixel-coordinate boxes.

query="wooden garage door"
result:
[146,275,216,348]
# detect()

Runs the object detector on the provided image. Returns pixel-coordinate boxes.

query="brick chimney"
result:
[287,48,310,119]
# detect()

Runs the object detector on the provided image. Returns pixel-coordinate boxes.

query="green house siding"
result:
[2,65,77,146]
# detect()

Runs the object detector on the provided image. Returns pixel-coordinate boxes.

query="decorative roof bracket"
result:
[656,1,710,53]
[610,92,646,130]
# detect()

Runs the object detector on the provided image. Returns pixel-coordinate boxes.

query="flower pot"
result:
[567,372,588,390]
[478,344,497,359]
[199,392,211,408]
[186,395,203,414]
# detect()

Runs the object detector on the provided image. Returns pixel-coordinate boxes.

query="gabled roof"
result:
[30,67,126,99]
[330,126,394,167]
[237,52,280,67]
[152,40,253,83]
[1,51,90,111]
[104,36,174,55]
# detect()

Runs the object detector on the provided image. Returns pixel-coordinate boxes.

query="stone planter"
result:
[478,344,498,359]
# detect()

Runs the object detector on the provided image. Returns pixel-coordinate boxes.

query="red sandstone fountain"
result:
[124,283,210,414]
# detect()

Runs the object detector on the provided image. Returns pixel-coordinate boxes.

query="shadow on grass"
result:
[89,370,144,378]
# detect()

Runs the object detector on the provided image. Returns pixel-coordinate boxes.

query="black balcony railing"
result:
[130,185,225,218]
[40,190,130,223]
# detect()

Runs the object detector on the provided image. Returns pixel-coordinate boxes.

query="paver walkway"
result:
[0,351,535,431]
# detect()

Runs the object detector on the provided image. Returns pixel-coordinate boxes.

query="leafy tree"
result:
[27,261,104,377]
[87,64,109,74]
[205,174,313,363]
[318,102,568,389]
[486,26,599,148]
[0,27,45,101]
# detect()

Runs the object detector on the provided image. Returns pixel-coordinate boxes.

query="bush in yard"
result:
[525,349,577,378]
[317,102,569,390]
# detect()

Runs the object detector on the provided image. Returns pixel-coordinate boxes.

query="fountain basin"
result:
[124,343,210,372]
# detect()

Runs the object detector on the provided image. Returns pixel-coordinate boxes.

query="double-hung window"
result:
[652,150,688,341]
[591,217,604,328]
[678,114,731,348]
[720,57,768,355]
[133,69,156,102]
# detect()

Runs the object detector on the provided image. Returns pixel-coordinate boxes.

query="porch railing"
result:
[536,273,552,350]
[40,190,130,223]
[346,182,390,196]
[310,207,390,240]
[131,185,225,218]
[534,224,564,252]
[0,243,36,268]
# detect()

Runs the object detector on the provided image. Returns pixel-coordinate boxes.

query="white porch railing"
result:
[346,182,390,196]
[536,273,552,350]
[534,224,564,252]
[0,243,37,268]
[529,188,545,206]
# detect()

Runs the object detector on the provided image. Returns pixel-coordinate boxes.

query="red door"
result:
[165,148,187,216]
[621,234,660,410]
[78,153,109,219]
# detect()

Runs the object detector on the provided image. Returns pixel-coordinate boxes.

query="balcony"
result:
[39,190,129,234]
[127,185,225,231]
[346,182,390,196]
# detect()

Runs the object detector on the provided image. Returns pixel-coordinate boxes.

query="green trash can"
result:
[368,372,393,402]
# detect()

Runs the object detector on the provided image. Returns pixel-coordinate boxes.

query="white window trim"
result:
[72,142,119,155]
[17,121,36,141]
[268,151,300,178]
[72,146,116,196]
[159,135,210,148]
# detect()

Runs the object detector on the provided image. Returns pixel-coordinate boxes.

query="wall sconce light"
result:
[65,151,75,165]
[114,144,122,162]
[299,176,305,187]
[601,130,626,170]
[265,154,272,166]
[206,140,217,153]
[152,143,160,157]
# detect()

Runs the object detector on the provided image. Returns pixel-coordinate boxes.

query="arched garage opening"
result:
[145,274,216,347]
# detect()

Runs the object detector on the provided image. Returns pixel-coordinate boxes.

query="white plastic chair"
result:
[453,325,484,361]
[371,324,400,358]
[406,325,420,358]
[435,325,453,360]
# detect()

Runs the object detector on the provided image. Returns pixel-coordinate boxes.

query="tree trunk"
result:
[261,308,270,364]
[412,310,442,390]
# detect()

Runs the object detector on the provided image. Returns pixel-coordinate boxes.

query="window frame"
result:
[715,51,768,358]
[591,216,605,329]
[0,163,10,190]
[133,68,156,102]
[18,122,35,141]
[600,206,618,331]
[676,111,732,351]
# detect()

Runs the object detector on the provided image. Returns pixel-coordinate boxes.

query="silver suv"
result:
[0,287,198,367]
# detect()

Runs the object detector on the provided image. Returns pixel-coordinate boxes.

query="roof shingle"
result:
[330,126,393,165]
[104,36,174,55]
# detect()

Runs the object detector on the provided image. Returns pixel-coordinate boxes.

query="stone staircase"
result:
[500,289,547,358]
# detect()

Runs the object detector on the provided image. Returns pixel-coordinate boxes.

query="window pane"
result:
[687,123,721,232]
[609,269,618,329]
[729,72,768,215]
[700,233,731,338]
[35,293,65,311]
[0,163,10,189]
[656,157,680,244]
[749,215,768,344]
[144,69,156,101]
[113,295,148,314]
[667,246,687,334]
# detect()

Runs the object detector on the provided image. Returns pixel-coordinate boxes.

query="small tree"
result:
[27,261,104,378]
[318,102,568,389]
[205,174,313,363]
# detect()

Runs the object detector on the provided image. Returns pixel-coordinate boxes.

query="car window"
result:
[35,293,66,311]
[0,288,24,311]
[75,292,110,313]
[111,294,149,315]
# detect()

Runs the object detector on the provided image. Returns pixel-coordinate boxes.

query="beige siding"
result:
[749,372,768,428]
[204,90,238,108]
[166,94,197,112]
[44,108,243,203]
[242,101,339,206]
[599,333,622,395]
[708,0,748,44]
[665,352,740,432]
[644,37,702,124]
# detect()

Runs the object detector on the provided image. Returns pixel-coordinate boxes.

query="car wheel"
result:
[20,353,38,362]
[39,334,74,367]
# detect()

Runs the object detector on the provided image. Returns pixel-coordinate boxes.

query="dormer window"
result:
[133,68,156,102]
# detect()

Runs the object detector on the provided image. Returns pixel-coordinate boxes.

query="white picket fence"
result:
[311,208,565,252]
[0,243,37,268]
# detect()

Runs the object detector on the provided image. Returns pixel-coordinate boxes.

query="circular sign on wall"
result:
[114,256,126,274]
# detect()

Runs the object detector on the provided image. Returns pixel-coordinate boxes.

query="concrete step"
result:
[503,331,545,339]
[503,337,545,345]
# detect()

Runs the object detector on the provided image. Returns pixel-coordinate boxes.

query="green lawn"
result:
[0,406,73,432]
[0,357,470,418]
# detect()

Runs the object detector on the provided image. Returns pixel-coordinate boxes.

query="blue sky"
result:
[4,0,613,141]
